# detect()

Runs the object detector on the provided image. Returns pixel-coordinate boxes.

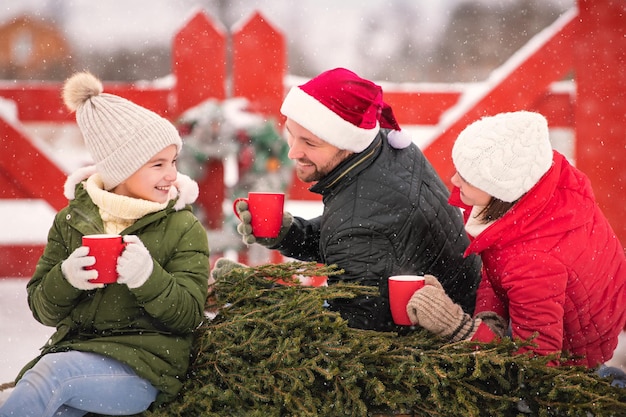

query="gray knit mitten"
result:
[234,200,293,246]
[406,275,479,342]
[210,258,247,282]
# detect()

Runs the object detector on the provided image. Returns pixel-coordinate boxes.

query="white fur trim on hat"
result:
[64,165,98,200]
[171,173,199,211]
[280,86,379,153]
[452,111,553,202]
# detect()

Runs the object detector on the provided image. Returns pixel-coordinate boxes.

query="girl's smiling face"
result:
[112,145,178,203]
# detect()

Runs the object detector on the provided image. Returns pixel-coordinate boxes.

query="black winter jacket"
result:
[274,131,481,331]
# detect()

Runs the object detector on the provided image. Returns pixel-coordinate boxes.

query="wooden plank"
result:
[574,0,626,245]
[529,89,574,128]
[172,10,227,115]
[0,83,172,121]
[172,10,228,228]
[385,89,573,127]
[0,244,44,278]
[0,117,67,211]
[232,11,285,118]
[385,90,461,126]
[0,83,574,127]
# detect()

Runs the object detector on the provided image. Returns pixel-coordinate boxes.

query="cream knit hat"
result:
[452,111,553,202]
[62,71,182,190]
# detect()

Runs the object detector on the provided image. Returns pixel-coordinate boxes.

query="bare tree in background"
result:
[355,1,427,82]
[433,0,562,82]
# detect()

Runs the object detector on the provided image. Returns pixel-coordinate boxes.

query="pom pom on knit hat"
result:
[62,71,182,190]
[452,111,553,203]
[280,68,411,153]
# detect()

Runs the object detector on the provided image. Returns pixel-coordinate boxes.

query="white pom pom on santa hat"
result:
[387,129,412,149]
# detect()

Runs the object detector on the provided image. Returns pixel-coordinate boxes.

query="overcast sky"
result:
[1,0,482,49]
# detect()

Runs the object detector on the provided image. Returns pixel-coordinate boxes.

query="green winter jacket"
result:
[20,174,210,406]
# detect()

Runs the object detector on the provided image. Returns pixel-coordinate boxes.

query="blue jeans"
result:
[0,351,158,417]
[597,364,626,388]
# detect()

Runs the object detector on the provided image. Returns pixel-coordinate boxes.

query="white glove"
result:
[117,235,153,289]
[61,246,104,290]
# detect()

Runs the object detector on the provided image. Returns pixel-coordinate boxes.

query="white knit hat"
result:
[280,68,412,152]
[452,111,553,202]
[62,72,182,190]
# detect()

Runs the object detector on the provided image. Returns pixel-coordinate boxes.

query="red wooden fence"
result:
[1,0,624,278]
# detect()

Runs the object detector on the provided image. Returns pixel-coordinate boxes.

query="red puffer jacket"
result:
[451,151,626,368]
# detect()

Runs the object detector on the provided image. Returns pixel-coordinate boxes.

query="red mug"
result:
[82,234,125,284]
[388,275,426,325]
[233,192,285,238]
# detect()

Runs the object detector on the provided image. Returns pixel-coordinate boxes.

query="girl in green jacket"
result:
[0,72,210,416]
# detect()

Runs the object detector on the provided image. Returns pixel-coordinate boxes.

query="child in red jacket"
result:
[407,111,626,375]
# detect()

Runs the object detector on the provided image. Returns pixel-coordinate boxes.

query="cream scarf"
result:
[85,174,169,235]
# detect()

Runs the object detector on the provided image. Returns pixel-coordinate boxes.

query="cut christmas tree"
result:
[142,262,626,417]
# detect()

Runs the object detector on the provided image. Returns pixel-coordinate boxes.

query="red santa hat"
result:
[280,68,412,152]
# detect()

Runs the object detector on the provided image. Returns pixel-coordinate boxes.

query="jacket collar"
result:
[310,134,383,196]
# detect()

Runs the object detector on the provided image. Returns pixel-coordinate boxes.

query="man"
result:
[226,68,481,332]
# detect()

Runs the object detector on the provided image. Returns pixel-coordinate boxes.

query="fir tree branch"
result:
[140,262,626,417]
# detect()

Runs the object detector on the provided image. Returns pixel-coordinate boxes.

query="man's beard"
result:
[295,149,352,183]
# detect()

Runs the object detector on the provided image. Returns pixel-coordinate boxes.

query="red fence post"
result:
[231,11,285,119]
[172,10,228,229]
[574,0,626,246]
[172,10,227,113]
[231,11,318,201]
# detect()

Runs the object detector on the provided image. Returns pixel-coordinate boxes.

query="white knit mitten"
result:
[116,235,153,289]
[61,246,104,291]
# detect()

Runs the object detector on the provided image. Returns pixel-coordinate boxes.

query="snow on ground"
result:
[0,278,54,385]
